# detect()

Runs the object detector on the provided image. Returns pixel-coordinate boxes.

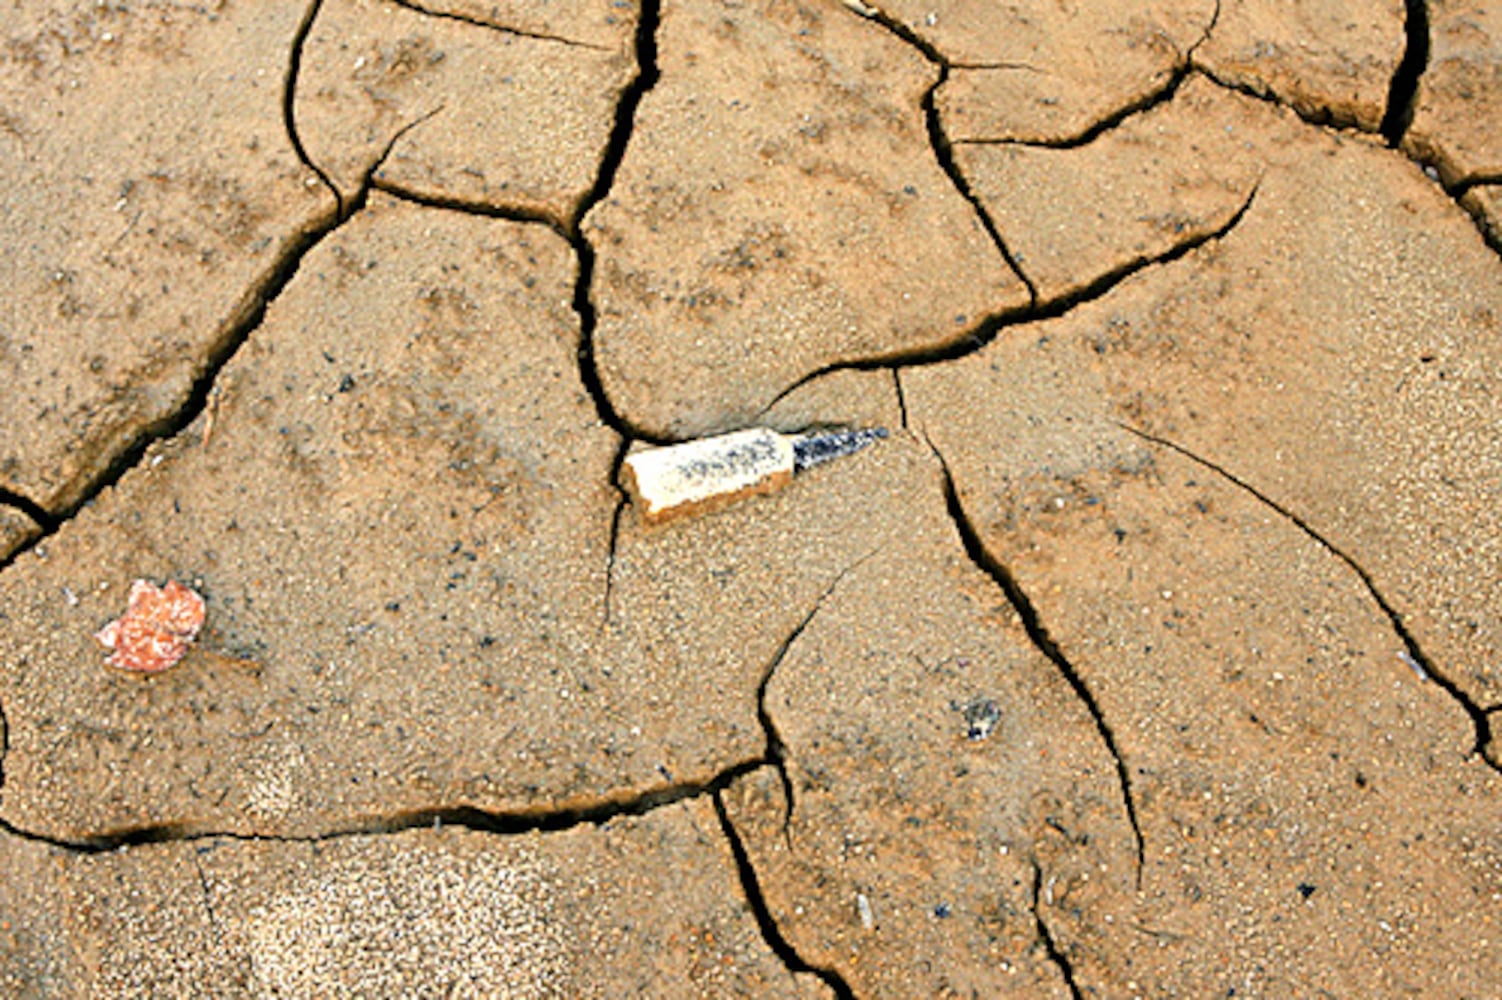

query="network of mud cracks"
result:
[1,0,1500,996]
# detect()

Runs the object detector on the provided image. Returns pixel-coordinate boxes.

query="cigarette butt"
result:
[622,428,796,525]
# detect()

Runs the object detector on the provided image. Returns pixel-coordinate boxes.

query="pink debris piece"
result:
[95,579,207,674]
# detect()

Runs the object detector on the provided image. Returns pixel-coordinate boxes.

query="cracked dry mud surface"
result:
[1,0,1499,997]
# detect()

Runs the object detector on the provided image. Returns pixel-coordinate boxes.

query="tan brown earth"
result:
[2,0,1499,997]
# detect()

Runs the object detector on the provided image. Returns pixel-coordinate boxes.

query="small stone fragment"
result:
[95,580,206,674]
[856,892,876,931]
[959,698,1002,741]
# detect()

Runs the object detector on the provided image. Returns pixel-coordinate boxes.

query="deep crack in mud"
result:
[0,491,54,534]
[566,0,665,444]
[0,756,771,854]
[368,178,567,232]
[286,0,341,212]
[1380,0,1431,145]
[712,791,858,1000]
[763,182,1259,412]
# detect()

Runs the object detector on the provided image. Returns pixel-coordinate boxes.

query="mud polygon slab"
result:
[296,0,635,220]
[0,199,627,840]
[959,125,1502,707]
[1194,0,1405,130]
[587,0,1025,438]
[955,78,1279,302]
[912,0,1212,143]
[0,1,335,512]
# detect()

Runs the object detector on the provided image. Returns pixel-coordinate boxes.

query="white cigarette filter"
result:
[620,426,887,525]
[622,428,795,524]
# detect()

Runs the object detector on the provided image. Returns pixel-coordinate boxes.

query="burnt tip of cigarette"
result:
[792,426,888,472]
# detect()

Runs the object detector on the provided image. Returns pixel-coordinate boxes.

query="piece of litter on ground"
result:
[621,426,886,524]
[95,579,206,674]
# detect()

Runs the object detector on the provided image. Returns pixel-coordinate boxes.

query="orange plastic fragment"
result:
[95,579,206,673]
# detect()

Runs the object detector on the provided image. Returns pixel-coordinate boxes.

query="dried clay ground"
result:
[2,1,1501,996]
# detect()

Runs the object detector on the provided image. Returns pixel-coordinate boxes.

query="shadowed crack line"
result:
[0,489,55,532]
[926,438,1146,885]
[1380,0,1430,145]
[370,178,568,234]
[0,757,773,854]
[1453,173,1502,194]
[762,183,1258,413]
[711,792,858,1000]
[1117,423,1499,771]
[1191,60,1376,133]
[387,0,610,50]
[568,0,668,633]
[756,554,874,843]
[0,695,9,798]
[286,0,342,214]
[892,369,909,431]
[848,4,1037,303]
[1031,860,1085,1000]
[955,0,1220,152]
[563,0,668,445]
[957,67,1188,151]
[599,436,632,633]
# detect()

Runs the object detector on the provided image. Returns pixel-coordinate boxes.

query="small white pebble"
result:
[1398,649,1428,681]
